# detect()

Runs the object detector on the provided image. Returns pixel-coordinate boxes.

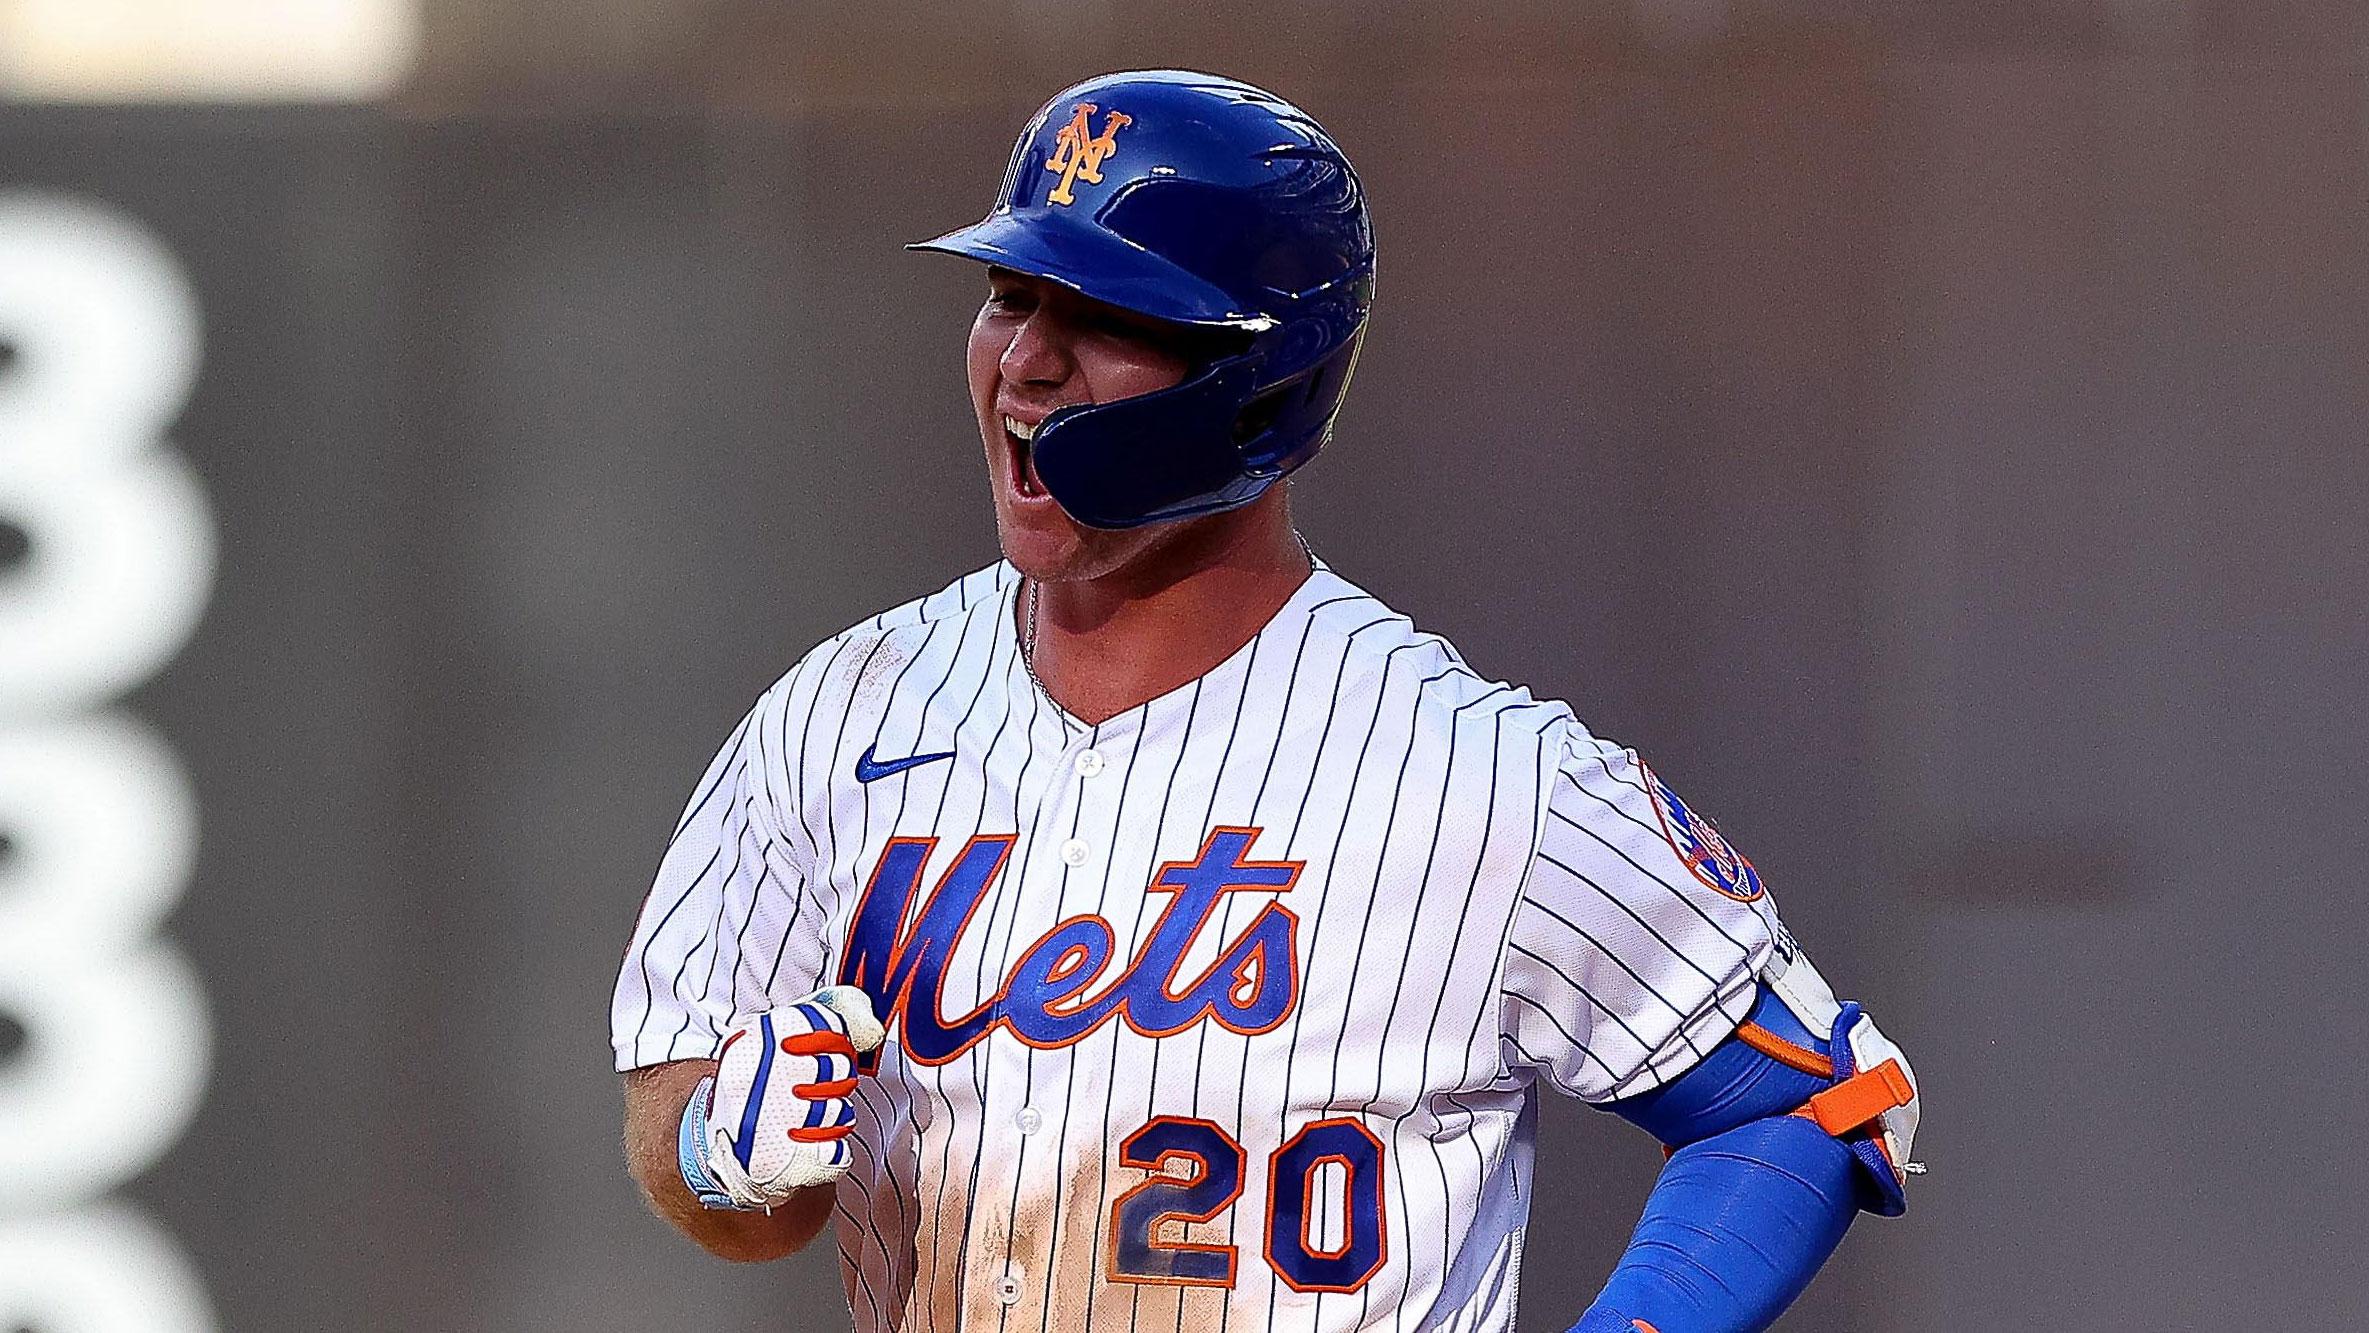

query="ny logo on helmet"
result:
[1043,102,1132,206]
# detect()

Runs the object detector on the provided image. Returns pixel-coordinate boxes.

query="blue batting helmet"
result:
[911,69,1375,529]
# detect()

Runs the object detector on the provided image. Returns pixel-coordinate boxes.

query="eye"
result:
[985,286,1034,315]
[1082,307,1183,353]
[1088,310,1144,338]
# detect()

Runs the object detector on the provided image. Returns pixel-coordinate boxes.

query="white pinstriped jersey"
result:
[612,560,1804,1332]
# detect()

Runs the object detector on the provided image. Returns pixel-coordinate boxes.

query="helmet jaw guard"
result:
[1027,358,1267,531]
[912,69,1374,529]
[1027,324,1364,530]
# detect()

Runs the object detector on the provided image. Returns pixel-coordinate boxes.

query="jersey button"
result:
[1074,748,1104,777]
[1059,838,1089,867]
[1015,1106,1042,1135]
[995,1274,1022,1305]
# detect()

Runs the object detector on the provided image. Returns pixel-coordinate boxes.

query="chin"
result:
[992,508,1086,580]
[992,505,1133,584]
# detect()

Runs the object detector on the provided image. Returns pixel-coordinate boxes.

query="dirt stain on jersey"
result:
[961,1201,1014,1328]
[846,630,914,720]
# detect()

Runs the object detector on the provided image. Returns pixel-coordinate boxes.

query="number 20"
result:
[1109,1116,1387,1293]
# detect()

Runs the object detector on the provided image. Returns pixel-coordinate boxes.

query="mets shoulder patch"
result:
[1639,761,1766,903]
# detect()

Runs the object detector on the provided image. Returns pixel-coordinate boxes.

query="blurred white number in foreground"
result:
[0,190,217,1332]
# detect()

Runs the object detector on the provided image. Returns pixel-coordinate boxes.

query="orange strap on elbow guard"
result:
[1733,1016,1915,1139]
[1792,1059,1916,1137]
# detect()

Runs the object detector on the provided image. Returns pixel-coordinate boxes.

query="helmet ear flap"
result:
[1232,377,1296,447]
[1235,332,1364,474]
[1030,357,1268,529]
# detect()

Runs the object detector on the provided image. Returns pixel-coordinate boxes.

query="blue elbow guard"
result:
[1615,986,1920,1216]
[1572,983,1923,1332]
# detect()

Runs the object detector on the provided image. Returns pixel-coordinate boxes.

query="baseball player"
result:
[612,70,1920,1333]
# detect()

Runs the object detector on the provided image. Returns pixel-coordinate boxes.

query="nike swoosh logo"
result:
[854,742,956,783]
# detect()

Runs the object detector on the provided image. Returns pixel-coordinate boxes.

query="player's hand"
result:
[1569,1310,1657,1333]
[676,986,886,1211]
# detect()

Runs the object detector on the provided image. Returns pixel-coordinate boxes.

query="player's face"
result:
[967,269,1209,581]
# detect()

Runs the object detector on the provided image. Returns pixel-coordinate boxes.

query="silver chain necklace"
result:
[1020,532,1316,692]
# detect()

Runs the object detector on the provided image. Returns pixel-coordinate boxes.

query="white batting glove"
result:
[676,986,886,1211]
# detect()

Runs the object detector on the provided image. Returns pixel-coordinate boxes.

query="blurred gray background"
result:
[2,0,2365,1329]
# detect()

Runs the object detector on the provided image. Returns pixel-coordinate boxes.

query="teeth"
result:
[1002,414,1038,442]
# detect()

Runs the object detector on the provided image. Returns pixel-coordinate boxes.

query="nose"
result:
[999,307,1074,388]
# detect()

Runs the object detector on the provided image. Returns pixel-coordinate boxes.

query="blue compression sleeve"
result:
[1574,1114,1859,1333]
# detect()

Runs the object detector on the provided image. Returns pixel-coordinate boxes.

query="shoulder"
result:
[1541,725,1773,907]
[1303,566,1766,895]
[1304,565,1573,744]
[811,558,1015,661]
[752,560,1016,719]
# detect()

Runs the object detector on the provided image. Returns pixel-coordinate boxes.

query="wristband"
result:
[675,1075,752,1212]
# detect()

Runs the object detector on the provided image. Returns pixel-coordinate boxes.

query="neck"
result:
[1023,498,1310,725]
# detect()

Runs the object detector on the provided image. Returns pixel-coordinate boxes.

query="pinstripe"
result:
[1516,880,1709,1019]
[1164,635,1262,1333]
[994,719,1100,1333]
[868,583,1011,1324]
[663,788,759,1051]
[1531,848,1732,989]
[1328,667,1478,1109]
[1033,715,1149,1333]
[1347,681,1527,1329]
[1229,604,1394,1330]
[1501,991,1618,1080]
[627,838,724,1059]
[1113,674,1204,1333]
[671,710,755,839]
[1394,701,1513,1331]
[1426,705,1561,1324]
[626,693,775,1057]
[1506,936,1680,1069]
[941,595,1052,1325]
[685,791,759,1038]
[955,671,1054,1312]
[925,587,1031,1328]
[831,612,959,1319]
[1263,629,1439,1331]
[1469,711,1572,1073]
[1351,681,1517,1113]
[820,632,897,893]
[1211,598,1341,1331]
[784,635,862,884]
[727,680,835,1017]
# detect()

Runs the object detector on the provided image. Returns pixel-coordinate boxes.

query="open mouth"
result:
[1000,414,1048,499]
